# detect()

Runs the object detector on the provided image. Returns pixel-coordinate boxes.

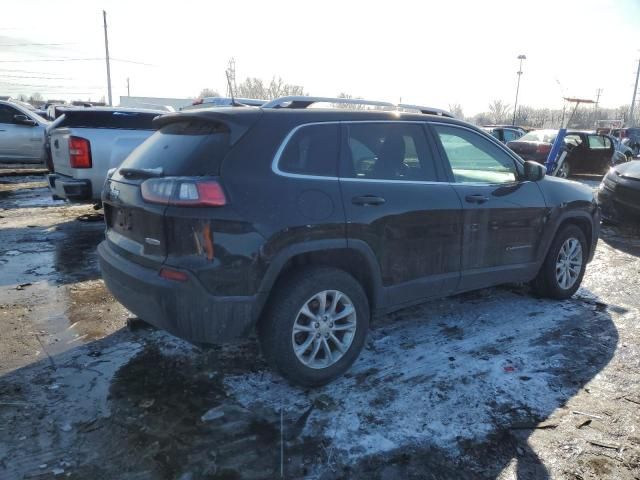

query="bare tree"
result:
[331,92,369,110]
[514,105,533,126]
[448,103,464,120]
[236,76,306,100]
[198,88,220,98]
[488,100,511,124]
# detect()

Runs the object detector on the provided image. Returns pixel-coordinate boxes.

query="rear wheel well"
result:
[263,249,378,316]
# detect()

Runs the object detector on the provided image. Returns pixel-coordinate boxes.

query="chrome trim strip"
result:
[271,120,524,186]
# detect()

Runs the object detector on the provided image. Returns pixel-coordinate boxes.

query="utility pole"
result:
[103,10,113,106]
[594,88,602,127]
[629,58,640,126]
[127,77,130,97]
[512,54,526,126]
[226,58,237,98]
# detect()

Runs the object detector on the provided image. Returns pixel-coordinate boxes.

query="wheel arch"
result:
[547,211,596,263]
[255,239,384,326]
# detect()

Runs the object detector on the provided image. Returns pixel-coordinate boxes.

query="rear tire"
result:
[258,267,369,387]
[532,224,587,299]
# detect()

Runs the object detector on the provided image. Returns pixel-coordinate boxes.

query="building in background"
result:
[118,96,193,111]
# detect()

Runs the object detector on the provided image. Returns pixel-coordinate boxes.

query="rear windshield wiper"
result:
[119,167,164,179]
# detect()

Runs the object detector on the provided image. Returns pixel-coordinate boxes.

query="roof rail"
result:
[261,96,454,118]
[397,103,454,118]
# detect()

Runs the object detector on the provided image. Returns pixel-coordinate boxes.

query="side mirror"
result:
[13,114,37,127]
[524,160,546,181]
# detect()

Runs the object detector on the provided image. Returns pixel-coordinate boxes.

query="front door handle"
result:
[465,194,489,204]
[352,195,386,206]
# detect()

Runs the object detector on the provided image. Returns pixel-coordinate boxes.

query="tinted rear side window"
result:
[342,122,437,181]
[57,110,159,130]
[119,120,230,176]
[278,124,339,177]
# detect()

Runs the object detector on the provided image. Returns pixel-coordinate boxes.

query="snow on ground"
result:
[225,287,599,462]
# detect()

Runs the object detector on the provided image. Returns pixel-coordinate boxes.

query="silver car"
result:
[0,100,49,163]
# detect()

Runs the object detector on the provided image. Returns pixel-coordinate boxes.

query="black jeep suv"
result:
[98,96,600,386]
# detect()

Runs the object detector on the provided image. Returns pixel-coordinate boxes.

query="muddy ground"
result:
[0,173,639,480]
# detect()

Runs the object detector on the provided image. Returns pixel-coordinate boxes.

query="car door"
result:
[339,121,463,307]
[430,123,548,292]
[586,134,613,173]
[0,105,43,161]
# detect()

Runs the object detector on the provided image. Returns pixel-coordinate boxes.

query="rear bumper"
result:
[97,241,259,344]
[47,173,91,202]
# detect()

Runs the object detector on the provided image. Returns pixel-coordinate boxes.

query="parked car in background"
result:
[507,129,615,178]
[47,107,163,203]
[611,128,640,157]
[98,95,600,386]
[483,126,524,144]
[8,99,48,119]
[182,97,267,110]
[608,134,634,164]
[0,99,49,164]
[598,160,640,222]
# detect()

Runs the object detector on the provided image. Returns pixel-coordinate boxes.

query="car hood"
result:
[614,160,640,181]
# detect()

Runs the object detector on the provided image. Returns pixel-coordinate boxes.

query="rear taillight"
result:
[536,143,551,155]
[159,267,188,282]
[141,178,227,207]
[69,136,92,168]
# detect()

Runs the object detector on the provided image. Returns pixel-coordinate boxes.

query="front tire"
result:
[557,159,570,179]
[532,224,587,299]
[258,267,370,387]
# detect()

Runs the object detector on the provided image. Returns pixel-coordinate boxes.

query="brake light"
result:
[159,267,188,282]
[69,136,92,168]
[141,178,227,207]
[536,143,551,155]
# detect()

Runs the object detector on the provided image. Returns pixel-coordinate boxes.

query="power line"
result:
[0,43,71,47]
[0,74,72,80]
[0,80,103,88]
[0,57,103,63]
[0,68,68,74]
[0,57,155,66]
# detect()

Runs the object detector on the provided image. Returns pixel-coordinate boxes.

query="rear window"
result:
[57,110,159,130]
[118,120,230,176]
[519,131,557,143]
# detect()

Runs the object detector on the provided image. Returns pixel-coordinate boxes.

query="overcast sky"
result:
[1,0,638,114]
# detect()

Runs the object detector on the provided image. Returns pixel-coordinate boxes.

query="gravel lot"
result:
[0,173,639,479]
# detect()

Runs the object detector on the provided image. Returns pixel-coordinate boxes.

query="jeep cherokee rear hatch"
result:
[102,109,261,270]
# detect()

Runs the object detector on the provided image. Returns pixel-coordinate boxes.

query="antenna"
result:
[225,70,239,107]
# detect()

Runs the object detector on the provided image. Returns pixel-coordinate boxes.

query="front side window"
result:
[278,124,339,177]
[433,124,518,184]
[0,105,19,124]
[342,123,437,181]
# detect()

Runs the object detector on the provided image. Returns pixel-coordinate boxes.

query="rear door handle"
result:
[352,195,386,206]
[465,194,489,204]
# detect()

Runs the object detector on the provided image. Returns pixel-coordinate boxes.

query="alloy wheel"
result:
[557,161,570,178]
[555,237,583,290]
[291,290,357,369]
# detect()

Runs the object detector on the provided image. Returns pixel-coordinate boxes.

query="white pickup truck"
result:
[47,107,165,203]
